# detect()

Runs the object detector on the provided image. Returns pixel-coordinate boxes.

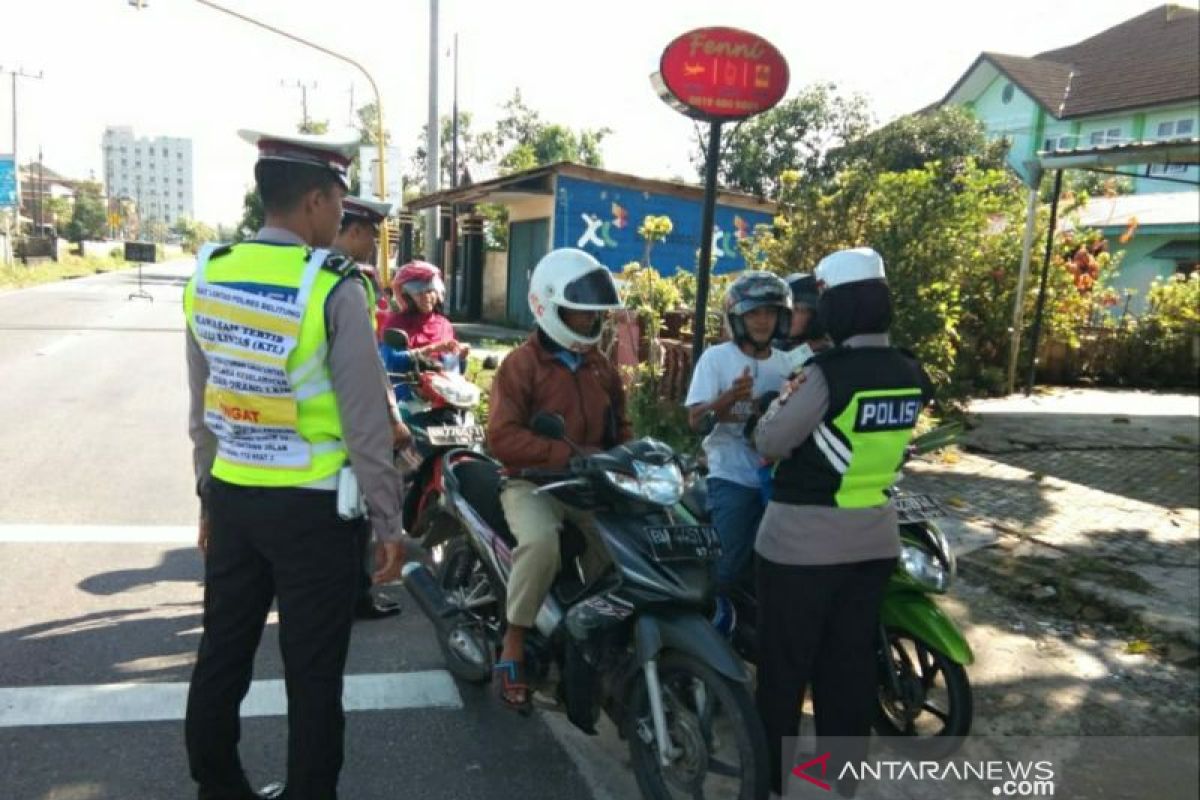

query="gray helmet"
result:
[722,271,793,345]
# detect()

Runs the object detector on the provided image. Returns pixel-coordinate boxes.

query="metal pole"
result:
[690,120,723,365]
[1006,178,1042,394]
[168,0,391,272]
[424,0,440,263]
[451,34,459,189]
[1024,169,1064,395]
[37,147,43,233]
[2,67,42,238]
[11,73,18,233]
[449,33,459,311]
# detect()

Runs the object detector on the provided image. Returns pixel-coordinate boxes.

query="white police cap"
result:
[238,128,359,190]
[814,247,887,289]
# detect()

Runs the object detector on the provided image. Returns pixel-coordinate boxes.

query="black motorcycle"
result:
[403,413,770,800]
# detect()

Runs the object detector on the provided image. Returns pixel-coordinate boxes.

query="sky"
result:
[0,0,1187,226]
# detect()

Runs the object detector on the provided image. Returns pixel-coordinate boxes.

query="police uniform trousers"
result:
[755,554,896,797]
[186,477,365,800]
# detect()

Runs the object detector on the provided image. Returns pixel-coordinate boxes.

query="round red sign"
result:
[652,27,790,121]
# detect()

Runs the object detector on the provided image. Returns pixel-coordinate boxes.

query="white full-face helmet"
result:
[528,248,624,352]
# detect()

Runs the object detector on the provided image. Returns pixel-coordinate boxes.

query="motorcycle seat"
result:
[448,458,517,546]
[680,481,708,521]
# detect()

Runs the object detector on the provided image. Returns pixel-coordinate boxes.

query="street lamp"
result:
[128,0,392,277]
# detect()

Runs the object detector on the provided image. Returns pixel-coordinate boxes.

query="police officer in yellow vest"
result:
[330,195,405,621]
[751,248,934,798]
[183,129,409,800]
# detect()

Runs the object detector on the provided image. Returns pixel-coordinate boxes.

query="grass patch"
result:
[0,255,128,290]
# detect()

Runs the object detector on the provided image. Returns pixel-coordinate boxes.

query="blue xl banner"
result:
[553,175,772,277]
[0,156,16,208]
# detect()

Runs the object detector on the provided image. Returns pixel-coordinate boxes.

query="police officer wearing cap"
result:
[183,129,410,800]
[334,196,391,318]
[751,248,934,798]
[331,195,407,621]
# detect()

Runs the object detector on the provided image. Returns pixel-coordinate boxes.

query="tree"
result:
[355,103,391,146]
[44,196,73,230]
[172,216,217,253]
[407,110,498,190]
[234,188,263,242]
[491,90,609,174]
[297,119,329,135]
[828,105,1008,175]
[693,83,872,198]
[65,181,107,241]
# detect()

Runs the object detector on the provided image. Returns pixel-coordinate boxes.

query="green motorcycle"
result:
[680,422,973,759]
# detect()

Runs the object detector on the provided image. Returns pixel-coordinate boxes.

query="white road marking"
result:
[0,525,196,543]
[0,671,462,728]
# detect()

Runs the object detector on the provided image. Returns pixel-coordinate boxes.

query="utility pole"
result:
[282,79,318,130]
[2,66,44,234]
[425,0,440,262]
[451,34,459,189]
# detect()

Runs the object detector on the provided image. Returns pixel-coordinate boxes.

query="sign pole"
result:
[691,120,723,363]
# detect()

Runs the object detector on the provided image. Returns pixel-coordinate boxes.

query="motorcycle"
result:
[403,412,770,800]
[682,419,973,760]
[380,328,490,537]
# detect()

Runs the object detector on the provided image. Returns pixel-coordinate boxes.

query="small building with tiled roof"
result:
[939,4,1198,308]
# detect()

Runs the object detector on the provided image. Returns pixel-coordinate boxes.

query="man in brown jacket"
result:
[486,248,630,713]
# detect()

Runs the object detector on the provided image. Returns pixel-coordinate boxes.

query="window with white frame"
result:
[1089,127,1122,146]
[1149,119,1195,175]
[1042,134,1076,152]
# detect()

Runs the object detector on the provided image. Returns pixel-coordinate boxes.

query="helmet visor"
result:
[562,267,621,307]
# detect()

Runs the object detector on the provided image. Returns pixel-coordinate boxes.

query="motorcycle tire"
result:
[624,652,768,800]
[873,627,973,760]
[435,537,500,684]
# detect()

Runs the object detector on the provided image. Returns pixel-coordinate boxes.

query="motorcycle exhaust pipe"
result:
[402,562,460,621]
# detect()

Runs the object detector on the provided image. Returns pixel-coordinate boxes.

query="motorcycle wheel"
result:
[435,537,500,684]
[624,652,768,800]
[873,627,972,759]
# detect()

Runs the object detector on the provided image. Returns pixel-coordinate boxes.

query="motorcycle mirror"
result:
[383,328,410,351]
[531,412,567,441]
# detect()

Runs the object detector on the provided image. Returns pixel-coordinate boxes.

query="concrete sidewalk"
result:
[906,388,1200,649]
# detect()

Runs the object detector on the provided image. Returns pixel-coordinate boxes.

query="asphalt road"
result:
[0,263,632,800]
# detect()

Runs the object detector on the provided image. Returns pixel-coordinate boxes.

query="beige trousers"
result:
[499,479,609,628]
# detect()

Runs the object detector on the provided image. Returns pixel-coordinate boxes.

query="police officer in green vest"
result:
[751,248,934,798]
[183,129,409,800]
[331,195,408,622]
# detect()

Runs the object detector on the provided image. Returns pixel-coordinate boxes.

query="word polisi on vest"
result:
[854,395,922,432]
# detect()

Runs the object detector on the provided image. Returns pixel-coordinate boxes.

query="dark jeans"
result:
[706,477,767,590]
[755,555,896,796]
[186,479,364,800]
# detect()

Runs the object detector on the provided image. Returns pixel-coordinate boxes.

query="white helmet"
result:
[528,248,623,351]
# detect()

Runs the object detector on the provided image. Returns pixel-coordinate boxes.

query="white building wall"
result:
[102,126,196,225]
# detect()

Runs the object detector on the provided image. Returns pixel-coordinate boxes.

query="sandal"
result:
[493,660,533,716]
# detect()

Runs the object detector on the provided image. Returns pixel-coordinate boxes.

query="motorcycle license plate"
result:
[645,525,720,563]
[426,425,485,447]
[893,494,947,524]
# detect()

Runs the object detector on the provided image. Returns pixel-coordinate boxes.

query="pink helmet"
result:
[393,260,446,310]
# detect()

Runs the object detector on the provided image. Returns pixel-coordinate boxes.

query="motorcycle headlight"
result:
[605,461,684,506]
[900,543,950,593]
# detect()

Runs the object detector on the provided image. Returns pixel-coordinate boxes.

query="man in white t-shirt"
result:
[685,271,793,635]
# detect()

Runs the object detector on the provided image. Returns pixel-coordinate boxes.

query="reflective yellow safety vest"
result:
[183,242,357,488]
